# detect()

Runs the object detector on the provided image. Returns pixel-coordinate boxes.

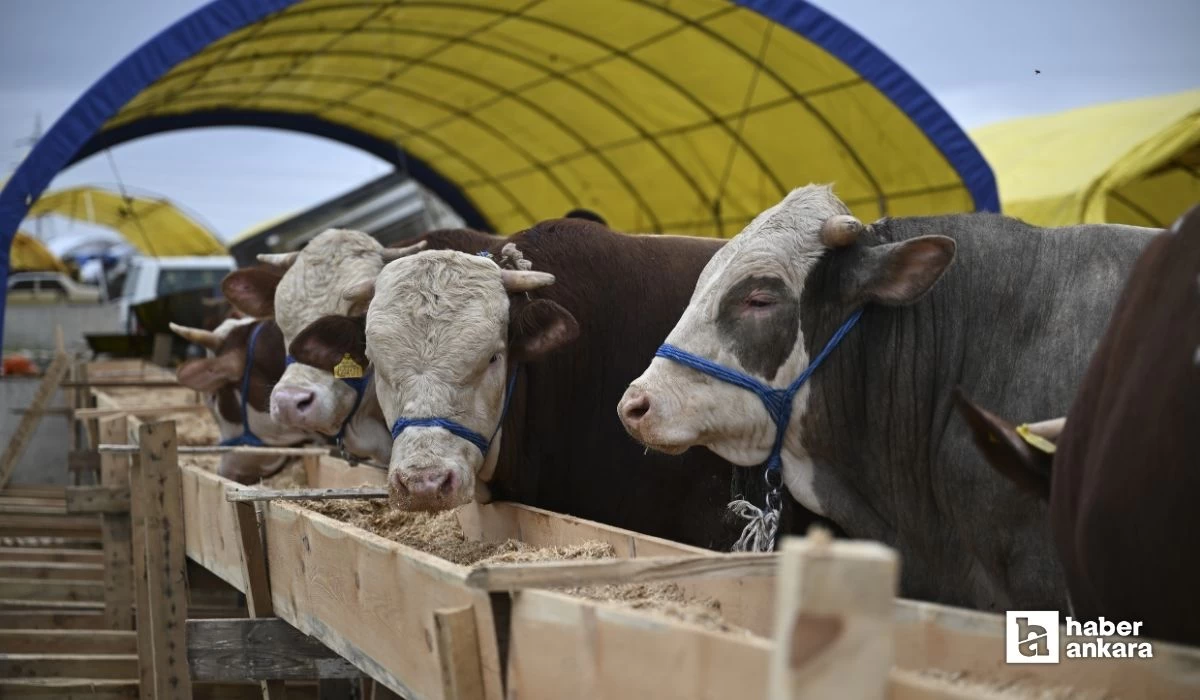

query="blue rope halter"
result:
[283,354,372,449]
[390,367,520,457]
[654,308,863,551]
[220,321,268,448]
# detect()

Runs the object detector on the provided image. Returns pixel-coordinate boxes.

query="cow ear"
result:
[951,388,1052,500]
[852,235,955,306]
[289,315,368,369]
[509,299,579,362]
[177,355,243,393]
[222,267,281,318]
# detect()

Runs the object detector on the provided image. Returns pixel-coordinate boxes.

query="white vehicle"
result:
[7,271,106,304]
[119,255,235,330]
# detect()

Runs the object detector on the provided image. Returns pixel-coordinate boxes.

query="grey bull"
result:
[619,184,1155,611]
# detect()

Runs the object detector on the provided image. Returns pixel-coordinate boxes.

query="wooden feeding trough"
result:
[49,361,1200,699]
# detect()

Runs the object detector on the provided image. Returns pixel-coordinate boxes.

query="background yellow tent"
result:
[9,231,67,272]
[27,186,226,257]
[972,89,1200,228]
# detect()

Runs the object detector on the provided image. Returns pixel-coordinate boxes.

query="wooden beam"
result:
[0,561,104,581]
[66,486,131,514]
[0,578,104,601]
[137,421,193,699]
[99,416,134,631]
[0,505,65,516]
[0,630,137,654]
[0,653,138,679]
[186,618,360,681]
[0,678,139,699]
[0,547,103,563]
[75,405,208,420]
[101,444,330,457]
[0,610,107,630]
[61,380,181,388]
[0,350,70,489]
[465,553,776,591]
[433,606,486,700]
[0,514,100,540]
[234,501,287,698]
[227,487,388,503]
[768,531,899,700]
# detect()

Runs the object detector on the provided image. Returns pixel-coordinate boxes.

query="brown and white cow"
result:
[221,227,501,464]
[619,184,1156,610]
[352,219,831,549]
[955,204,1200,644]
[171,316,313,483]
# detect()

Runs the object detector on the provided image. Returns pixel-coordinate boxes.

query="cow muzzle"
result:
[388,461,470,511]
[617,384,688,455]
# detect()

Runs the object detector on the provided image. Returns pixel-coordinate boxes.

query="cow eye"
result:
[489,353,501,364]
[744,292,776,309]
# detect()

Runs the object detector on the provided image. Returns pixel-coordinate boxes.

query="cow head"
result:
[359,248,576,511]
[618,185,955,513]
[222,228,424,439]
[171,317,311,483]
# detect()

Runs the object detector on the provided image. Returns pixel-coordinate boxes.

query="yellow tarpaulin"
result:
[972,89,1200,228]
[9,231,67,272]
[28,187,227,257]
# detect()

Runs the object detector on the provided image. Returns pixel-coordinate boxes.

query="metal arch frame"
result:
[0,0,999,346]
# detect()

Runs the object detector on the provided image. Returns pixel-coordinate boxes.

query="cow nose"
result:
[619,388,652,427]
[389,467,459,510]
[273,387,315,422]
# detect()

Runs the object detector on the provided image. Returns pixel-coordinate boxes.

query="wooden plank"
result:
[137,421,192,699]
[0,350,69,490]
[101,444,330,457]
[75,405,208,420]
[0,561,104,581]
[768,533,898,700]
[0,630,137,654]
[0,514,100,540]
[67,450,101,473]
[233,500,287,698]
[0,547,103,563]
[62,380,181,388]
[0,505,65,515]
[129,446,152,700]
[0,610,107,629]
[99,415,134,631]
[0,678,138,699]
[186,618,360,681]
[0,598,102,611]
[0,496,67,508]
[66,486,131,514]
[152,333,173,367]
[0,485,68,498]
[433,606,486,700]
[0,578,104,601]
[464,553,775,591]
[228,487,388,503]
[0,653,138,679]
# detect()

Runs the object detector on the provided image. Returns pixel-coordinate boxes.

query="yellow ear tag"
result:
[332,353,364,379]
[1016,424,1057,455]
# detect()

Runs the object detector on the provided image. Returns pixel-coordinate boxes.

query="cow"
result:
[954,205,1200,644]
[221,227,501,465]
[348,218,831,550]
[618,184,1157,610]
[170,315,313,483]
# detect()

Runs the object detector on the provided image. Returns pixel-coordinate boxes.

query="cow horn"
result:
[821,214,862,247]
[341,279,376,316]
[257,251,300,269]
[169,322,222,351]
[381,240,427,262]
[500,270,555,293]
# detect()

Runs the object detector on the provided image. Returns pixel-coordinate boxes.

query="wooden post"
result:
[130,447,154,700]
[152,333,173,367]
[768,531,899,700]
[99,416,133,630]
[433,606,486,700]
[234,499,287,699]
[138,421,193,699]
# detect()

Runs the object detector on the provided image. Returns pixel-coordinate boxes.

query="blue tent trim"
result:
[73,110,494,233]
[733,0,1000,214]
[0,0,1000,347]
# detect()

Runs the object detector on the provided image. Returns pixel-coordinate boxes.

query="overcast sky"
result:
[2,0,1197,249]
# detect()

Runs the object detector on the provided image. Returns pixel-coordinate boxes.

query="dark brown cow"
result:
[956,204,1200,645]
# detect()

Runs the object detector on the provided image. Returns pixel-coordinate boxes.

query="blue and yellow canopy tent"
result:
[0,0,997,344]
[972,89,1200,228]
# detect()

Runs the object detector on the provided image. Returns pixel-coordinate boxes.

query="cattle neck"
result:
[221,321,270,448]
[389,366,520,461]
[655,308,863,551]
